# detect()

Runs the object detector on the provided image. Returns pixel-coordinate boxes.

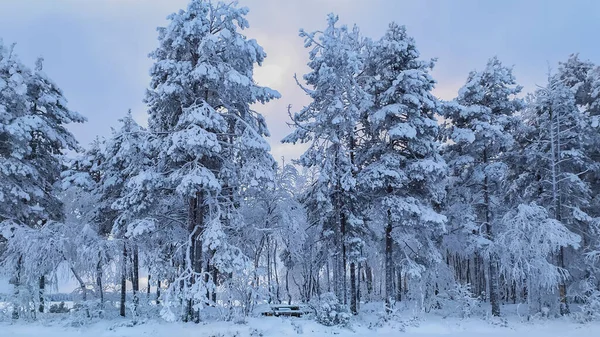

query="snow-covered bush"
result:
[49,301,70,314]
[370,308,421,332]
[573,278,600,323]
[309,292,351,327]
[450,283,481,318]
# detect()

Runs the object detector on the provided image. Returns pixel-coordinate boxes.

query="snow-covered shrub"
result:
[370,308,421,332]
[573,278,600,323]
[450,283,481,318]
[309,292,351,327]
[49,301,70,314]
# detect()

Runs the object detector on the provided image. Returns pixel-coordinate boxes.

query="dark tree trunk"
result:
[483,147,500,317]
[120,242,127,317]
[132,246,139,292]
[38,275,45,313]
[350,262,357,314]
[267,236,272,303]
[97,255,104,308]
[326,259,331,292]
[357,260,361,310]
[211,266,218,304]
[341,213,347,305]
[365,262,373,300]
[558,246,569,315]
[205,259,211,302]
[396,268,402,302]
[157,279,161,305]
[286,269,292,305]
[187,192,204,322]
[385,208,393,313]
[132,245,139,316]
[466,258,471,285]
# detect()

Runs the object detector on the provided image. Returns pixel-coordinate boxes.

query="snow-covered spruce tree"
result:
[283,14,370,313]
[357,23,446,312]
[442,57,524,317]
[514,75,593,315]
[141,0,279,321]
[0,41,85,318]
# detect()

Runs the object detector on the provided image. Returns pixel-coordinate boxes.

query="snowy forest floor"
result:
[2,312,599,336]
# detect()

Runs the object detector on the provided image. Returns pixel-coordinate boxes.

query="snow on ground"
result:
[1,315,599,337]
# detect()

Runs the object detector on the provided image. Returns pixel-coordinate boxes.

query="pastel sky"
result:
[1,0,599,162]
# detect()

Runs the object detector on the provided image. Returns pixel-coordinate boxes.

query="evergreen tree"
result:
[0,41,85,318]
[442,57,524,316]
[516,75,593,314]
[283,14,370,310]
[358,23,446,312]
[554,56,600,279]
[139,0,279,321]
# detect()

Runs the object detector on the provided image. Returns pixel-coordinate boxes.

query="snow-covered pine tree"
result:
[283,14,370,312]
[0,41,85,318]
[62,137,105,193]
[142,0,279,321]
[516,74,593,315]
[97,111,150,316]
[442,57,524,317]
[61,137,112,311]
[357,23,446,312]
[553,56,600,286]
[586,65,600,270]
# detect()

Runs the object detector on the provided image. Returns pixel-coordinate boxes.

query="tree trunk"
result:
[267,235,272,303]
[396,268,402,302]
[120,242,127,317]
[38,275,45,313]
[489,254,500,316]
[549,106,569,315]
[97,255,104,308]
[132,245,139,316]
[211,266,218,304]
[274,241,280,303]
[286,269,292,305]
[326,259,331,292]
[350,262,357,314]
[71,267,87,302]
[187,192,204,322]
[385,208,394,313]
[558,246,569,315]
[205,259,211,303]
[341,213,347,306]
[483,147,500,317]
[365,262,373,300]
[356,260,361,311]
[157,279,161,305]
[12,255,22,319]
